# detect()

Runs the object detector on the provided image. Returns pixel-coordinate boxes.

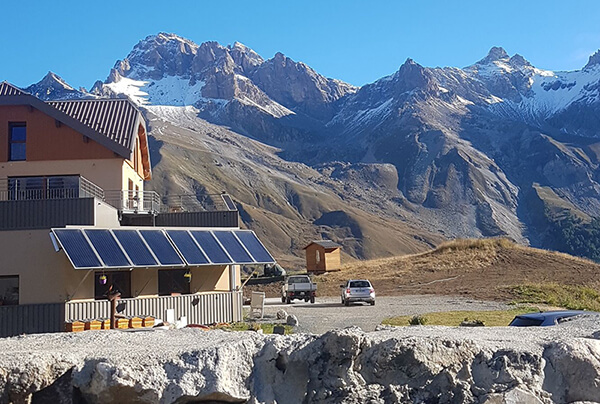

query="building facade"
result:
[0,82,274,336]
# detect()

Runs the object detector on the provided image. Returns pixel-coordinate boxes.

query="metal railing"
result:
[0,291,244,337]
[65,291,243,325]
[159,193,237,213]
[0,175,237,216]
[103,190,161,214]
[0,176,104,201]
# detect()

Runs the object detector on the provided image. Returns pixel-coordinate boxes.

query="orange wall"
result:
[0,105,117,162]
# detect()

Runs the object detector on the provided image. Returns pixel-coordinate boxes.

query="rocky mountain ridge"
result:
[22,33,600,263]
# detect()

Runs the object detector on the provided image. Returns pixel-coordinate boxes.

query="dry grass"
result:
[508,283,600,311]
[250,238,600,303]
[308,238,600,301]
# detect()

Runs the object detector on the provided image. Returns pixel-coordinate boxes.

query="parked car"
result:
[508,310,596,326]
[340,279,375,306]
[282,275,316,304]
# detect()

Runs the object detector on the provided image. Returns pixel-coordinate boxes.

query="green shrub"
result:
[408,315,427,325]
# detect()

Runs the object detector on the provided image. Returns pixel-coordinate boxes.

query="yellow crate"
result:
[84,320,102,331]
[142,317,155,328]
[65,321,84,333]
[129,317,143,328]
[116,318,129,329]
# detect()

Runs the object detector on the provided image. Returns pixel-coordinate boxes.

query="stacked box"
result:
[116,318,129,329]
[142,317,155,328]
[65,321,84,332]
[100,319,111,329]
[129,317,142,328]
[84,320,101,331]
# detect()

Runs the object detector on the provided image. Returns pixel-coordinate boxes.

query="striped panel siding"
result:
[0,82,27,96]
[0,198,96,230]
[65,291,243,325]
[0,303,65,337]
[155,211,239,228]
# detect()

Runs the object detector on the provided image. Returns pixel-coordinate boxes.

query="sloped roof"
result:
[48,99,141,151]
[0,81,143,159]
[0,82,27,96]
[303,240,342,250]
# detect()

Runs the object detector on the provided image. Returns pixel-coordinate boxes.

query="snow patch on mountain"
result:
[104,75,228,108]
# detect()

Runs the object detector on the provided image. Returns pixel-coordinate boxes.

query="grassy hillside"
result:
[308,238,600,302]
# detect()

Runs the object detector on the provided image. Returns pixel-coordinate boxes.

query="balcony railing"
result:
[103,190,161,214]
[159,193,237,213]
[0,176,237,216]
[0,176,104,201]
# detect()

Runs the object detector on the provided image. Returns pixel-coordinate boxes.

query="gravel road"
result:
[257,295,511,334]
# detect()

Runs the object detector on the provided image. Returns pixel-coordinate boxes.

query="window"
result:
[158,269,191,296]
[8,123,26,161]
[0,276,19,306]
[94,271,132,300]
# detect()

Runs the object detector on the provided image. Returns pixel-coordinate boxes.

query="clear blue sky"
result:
[3,0,600,89]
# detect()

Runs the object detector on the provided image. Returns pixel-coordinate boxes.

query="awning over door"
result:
[50,227,275,270]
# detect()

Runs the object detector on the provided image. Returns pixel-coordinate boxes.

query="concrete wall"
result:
[95,201,120,227]
[0,159,126,194]
[0,229,92,304]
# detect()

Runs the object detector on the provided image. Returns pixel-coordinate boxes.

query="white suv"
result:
[341,279,375,306]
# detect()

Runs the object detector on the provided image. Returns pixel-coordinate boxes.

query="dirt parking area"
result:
[253,295,510,334]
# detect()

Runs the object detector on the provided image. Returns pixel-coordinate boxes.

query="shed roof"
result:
[303,240,342,250]
[0,81,142,159]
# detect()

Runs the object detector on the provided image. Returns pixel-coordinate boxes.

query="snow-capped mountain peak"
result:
[477,46,510,65]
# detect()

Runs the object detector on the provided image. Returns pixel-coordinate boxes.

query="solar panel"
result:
[221,194,237,211]
[112,230,158,267]
[190,231,232,264]
[85,229,131,268]
[235,231,275,263]
[53,229,103,269]
[212,231,254,263]
[139,230,184,266]
[166,230,210,265]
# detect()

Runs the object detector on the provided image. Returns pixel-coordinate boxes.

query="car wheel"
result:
[281,296,286,304]
[370,301,375,306]
[310,296,315,304]
[344,299,350,307]
[286,297,291,304]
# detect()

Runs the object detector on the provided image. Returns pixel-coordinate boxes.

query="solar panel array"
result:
[52,228,275,270]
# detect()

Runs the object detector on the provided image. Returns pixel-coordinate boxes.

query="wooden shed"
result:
[303,240,342,273]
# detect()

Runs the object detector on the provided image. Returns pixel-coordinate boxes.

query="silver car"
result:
[341,279,375,306]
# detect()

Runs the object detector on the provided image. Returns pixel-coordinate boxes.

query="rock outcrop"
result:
[1,321,600,404]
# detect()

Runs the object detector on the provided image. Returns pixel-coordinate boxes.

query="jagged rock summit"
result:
[24,71,86,100]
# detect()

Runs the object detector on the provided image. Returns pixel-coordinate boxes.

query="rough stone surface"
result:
[275,309,287,320]
[2,317,600,403]
[285,314,298,326]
